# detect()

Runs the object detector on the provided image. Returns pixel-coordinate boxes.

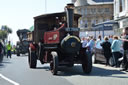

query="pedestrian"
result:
[96,35,103,49]
[6,41,12,58]
[96,35,102,44]
[82,37,88,48]
[120,27,128,71]
[111,36,121,67]
[109,35,113,44]
[85,36,95,55]
[101,36,112,66]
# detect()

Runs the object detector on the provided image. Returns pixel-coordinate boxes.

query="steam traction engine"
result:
[28,4,92,75]
[16,29,30,56]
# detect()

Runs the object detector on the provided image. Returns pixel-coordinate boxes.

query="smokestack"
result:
[65,3,74,28]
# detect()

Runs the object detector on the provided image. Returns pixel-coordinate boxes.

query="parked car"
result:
[92,40,113,66]
[92,40,123,66]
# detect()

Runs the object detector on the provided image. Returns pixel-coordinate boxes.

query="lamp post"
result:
[102,0,104,38]
[45,0,47,13]
[102,24,104,38]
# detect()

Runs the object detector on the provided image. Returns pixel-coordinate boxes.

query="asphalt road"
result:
[0,55,128,85]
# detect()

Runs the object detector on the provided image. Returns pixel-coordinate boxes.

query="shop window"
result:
[85,20,88,27]
[105,8,110,13]
[85,8,87,15]
[91,19,96,27]
[120,0,123,12]
[91,8,96,14]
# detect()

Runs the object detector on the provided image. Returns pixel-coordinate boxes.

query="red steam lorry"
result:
[28,4,92,75]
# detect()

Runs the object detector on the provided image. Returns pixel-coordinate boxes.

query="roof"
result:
[93,20,119,30]
[75,0,113,6]
[34,12,81,20]
[17,29,30,33]
[17,29,30,37]
[92,0,113,2]
[87,0,113,5]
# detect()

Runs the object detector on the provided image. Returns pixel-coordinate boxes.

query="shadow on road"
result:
[38,64,128,78]
[36,66,50,71]
[0,60,12,69]
[16,54,28,57]
[2,61,12,64]
[58,65,128,78]
[0,63,5,69]
[91,66,127,78]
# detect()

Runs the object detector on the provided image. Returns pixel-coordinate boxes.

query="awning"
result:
[93,20,119,31]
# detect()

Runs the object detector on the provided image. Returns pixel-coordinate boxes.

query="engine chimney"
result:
[65,3,74,28]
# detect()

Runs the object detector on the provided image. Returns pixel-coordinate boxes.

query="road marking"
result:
[0,74,20,85]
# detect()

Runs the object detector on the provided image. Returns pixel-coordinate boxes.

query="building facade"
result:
[114,0,128,35]
[71,0,77,3]
[72,0,114,31]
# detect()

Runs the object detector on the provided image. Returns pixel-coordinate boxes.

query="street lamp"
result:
[45,0,47,13]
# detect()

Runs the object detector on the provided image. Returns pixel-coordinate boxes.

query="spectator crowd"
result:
[81,27,128,72]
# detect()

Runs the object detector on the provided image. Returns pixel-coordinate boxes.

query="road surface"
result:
[0,55,128,85]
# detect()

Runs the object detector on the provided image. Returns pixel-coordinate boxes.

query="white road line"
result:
[0,74,20,85]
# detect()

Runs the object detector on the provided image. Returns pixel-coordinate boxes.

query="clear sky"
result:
[0,0,71,45]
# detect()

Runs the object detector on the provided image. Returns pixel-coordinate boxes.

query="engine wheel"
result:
[0,50,4,63]
[17,53,20,56]
[50,52,58,75]
[17,51,20,56]
[82,52,92,74]
[38,43,44,64]
[28,48,37,68]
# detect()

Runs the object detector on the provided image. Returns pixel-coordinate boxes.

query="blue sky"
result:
[0,0,71,45]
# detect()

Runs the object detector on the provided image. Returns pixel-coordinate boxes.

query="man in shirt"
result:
[86,36,95,55]
[6,41,12,58]
[120,27,128,71]
[111,36,121,67]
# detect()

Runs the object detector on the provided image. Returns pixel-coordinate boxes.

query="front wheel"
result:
[50,52,58,75]
[28,48,37,68]
[82,51,92,74]
[17,51,20,56]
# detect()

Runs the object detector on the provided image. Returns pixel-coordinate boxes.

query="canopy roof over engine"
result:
[34,12,81,20]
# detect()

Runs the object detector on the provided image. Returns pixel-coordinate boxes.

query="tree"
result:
[0,25,13,41]
[0,30,7,39]
[1,25,12,34]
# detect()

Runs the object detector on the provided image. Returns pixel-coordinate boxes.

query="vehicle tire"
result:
[28,49,37,68]
[82,52,92,74]
[17,53,20,56]
[17,52,20,56]
[92,54,97,64]
[38,43,44,64]
[109,57,114,66]
[0,49,4,63]
[50,52,58,75]
[0,54,3,63]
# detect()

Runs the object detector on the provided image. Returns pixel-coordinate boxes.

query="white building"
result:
[71,0,77,3]
[71,0,115,38]
[114,0,128,35]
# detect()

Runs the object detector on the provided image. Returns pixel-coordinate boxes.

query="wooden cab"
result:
[33,12,81,44]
